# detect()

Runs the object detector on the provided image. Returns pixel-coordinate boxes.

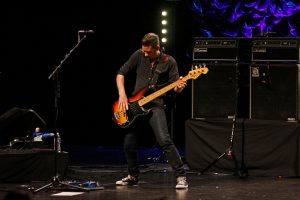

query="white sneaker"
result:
[175,176,188,189]
[116,175,138,186]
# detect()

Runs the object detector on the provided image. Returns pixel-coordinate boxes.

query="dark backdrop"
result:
[2,1,300,148]
[0,2,194,147]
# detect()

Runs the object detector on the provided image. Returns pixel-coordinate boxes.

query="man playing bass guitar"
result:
[114,32,188,189]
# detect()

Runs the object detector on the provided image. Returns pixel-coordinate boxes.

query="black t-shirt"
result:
[117,49,179,106]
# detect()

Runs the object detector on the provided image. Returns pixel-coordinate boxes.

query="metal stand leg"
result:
[199,115,239,176]
[237,118,248,178]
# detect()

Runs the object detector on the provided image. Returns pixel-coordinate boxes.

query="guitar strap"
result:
[149,55,169,89]
[150,67,162,87]
[146,56,170,108]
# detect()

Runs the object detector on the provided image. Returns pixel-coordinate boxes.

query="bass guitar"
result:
[112,65,209,128]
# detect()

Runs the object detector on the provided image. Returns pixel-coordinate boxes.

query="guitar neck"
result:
[138,75,189,107]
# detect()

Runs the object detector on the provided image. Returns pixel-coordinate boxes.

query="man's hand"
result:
[174,76,187,93]
[118,94,128,111]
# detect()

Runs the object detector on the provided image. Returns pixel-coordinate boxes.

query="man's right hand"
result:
[118,95,128,111]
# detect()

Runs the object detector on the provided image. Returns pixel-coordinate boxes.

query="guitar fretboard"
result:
[138,75,189,106]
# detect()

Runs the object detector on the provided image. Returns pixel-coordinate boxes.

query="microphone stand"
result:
[48,34,87,80]
[198,61,242,177]
[31,33,103,193]
[48,34,88,133]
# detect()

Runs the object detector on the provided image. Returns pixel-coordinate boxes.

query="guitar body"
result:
[112,66,209,128]
[112,88,150,128]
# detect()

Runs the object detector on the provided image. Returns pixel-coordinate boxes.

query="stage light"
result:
[162,10,168,16]
[161,37,167,43]
[161,20,168,25]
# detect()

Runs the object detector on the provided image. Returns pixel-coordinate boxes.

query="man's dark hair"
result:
[141,33,160,46]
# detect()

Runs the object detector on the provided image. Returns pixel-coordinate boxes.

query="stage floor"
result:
[0,163,299,200]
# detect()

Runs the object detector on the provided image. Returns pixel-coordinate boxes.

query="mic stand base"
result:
[31,175,104,193]
[198,115,245,178]
[198,148,239,176]
[28,137,104,193]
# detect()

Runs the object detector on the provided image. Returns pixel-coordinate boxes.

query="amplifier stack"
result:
[192,38,239,119]
[250,38,300,121]
[192,37,300,121]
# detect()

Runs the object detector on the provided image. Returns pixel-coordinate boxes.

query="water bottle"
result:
[56,132,61,153]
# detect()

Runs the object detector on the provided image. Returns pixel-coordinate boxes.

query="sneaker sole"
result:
[175,186,188,189]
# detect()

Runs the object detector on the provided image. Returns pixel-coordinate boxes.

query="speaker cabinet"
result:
[192,63,238,118]
[250,64,300,121]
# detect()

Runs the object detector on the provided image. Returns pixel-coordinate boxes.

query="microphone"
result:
[78,30,94,34]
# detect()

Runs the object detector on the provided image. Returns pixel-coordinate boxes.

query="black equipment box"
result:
[9,139,51,150]
[193,38,239,61]
[252,38,300,62]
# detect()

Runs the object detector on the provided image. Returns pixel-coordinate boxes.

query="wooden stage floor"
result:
[0,163,299,200]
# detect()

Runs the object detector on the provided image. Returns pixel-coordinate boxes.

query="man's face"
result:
[142,45,158,60]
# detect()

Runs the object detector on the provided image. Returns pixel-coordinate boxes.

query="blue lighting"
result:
[189,0,300,37]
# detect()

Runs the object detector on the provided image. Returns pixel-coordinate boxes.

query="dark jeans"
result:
[123,107,186,178]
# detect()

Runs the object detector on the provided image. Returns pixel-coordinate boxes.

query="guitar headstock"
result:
[188,63,209,80]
